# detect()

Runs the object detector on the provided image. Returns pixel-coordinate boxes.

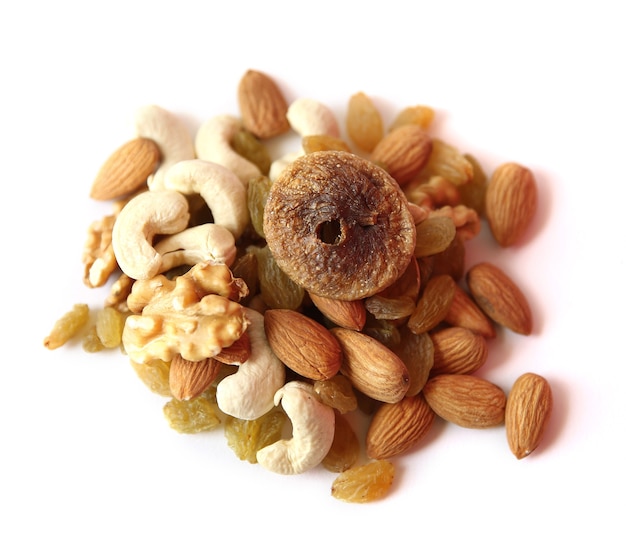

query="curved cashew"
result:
[216,308,285,420]
[256,381,335,475]
[286,98,341,138]
[195,114,261,185]
[163,159,249,239]
[135,105,196,191]
[112,190,190,280]
[154,223,237,271]
[269,151,303,181]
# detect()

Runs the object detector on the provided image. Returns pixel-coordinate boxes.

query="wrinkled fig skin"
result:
[263,151,416,301]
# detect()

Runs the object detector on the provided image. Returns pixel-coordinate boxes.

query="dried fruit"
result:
[413,216,457,258]
[485,162,538,247]
[163,393,221,434]
[313,374,358,414]
[467,262,533,335]
[231,129,272,175]
[95,306,126,349]
[247,175,272,238]
[225,409,287,463]
[322,412,360,472]
[346,91,384,152]
[44,303,90,350]
[253,245,305,310]
[366,394,435,459]
[130,358,171,397]
[423,374,506,429]
[302,134,351,154]
[331,460,395,503]
[263,151,416,300]
[264,308,343,380]
[505,372,553,459]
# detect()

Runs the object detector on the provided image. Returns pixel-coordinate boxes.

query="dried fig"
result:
[263,151,416,300]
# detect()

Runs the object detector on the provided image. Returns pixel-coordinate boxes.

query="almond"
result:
[263,309,342,380]
[331,327,409,404]
[444,283,496,339]
[169,354,222,401]
[429,326,488,376]
[485,162,538,247]
[213,332,251,365]
[422,374,506,428]
[308,292,366,331]
[466,262,533,335]
[366,393,435,459]
[237,69,290,139]
[370,124,433,185]
[505,372,553,459]
[90,137,160,200]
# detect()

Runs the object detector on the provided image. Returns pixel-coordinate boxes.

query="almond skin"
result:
[90,137,160,200]
[264,309,342,380]
[169,354,222,401]
[237,69,290,139]
[422,374,506,428]
[366,393,435,459]
[331,327,410,404]
[485,162,538,247]
[308,292,366,331]
[429,326,488,376]
[506,372,553,459]
[370,124,433,185]
[466,262,532,335]
[444,283,496,339]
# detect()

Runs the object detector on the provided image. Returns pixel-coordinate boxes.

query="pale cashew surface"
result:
[154,223,237,270]
[216,308,285,420]
[195,114,261,185]
[163,159,249,239]
[256,381,335,475]
[135,105,196,191]
[112,190,190,280]
[286,98,341,138]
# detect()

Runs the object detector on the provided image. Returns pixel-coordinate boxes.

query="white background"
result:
[2,1,624,532]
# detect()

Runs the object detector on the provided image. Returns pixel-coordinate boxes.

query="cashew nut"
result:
[154,223,237,271]
[195,114,261,185]
[112,190,190,280]
[286,98,341,138]
[134,105,196,190]
[216,308,285,420]
[256,381,335,475]
[163,159,249,239]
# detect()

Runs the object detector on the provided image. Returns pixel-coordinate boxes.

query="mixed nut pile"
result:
[44,69,553,503]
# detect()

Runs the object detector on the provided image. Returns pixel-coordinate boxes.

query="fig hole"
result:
[317,219,344,245]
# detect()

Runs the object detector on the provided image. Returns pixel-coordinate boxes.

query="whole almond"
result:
[429,326,488,376]
[309,292,366,331]
[422,374,506,428]
[444,283,496,339]
[366,393,435,459]
[90,137,160,200]
[370,124,433,185]
[506,372,553,459]
[169,354,222,401]
[485,162,538,247]
[331,327,410,404]
[237,69,290,139]
[466,262,532,335]
[264,309,342,380]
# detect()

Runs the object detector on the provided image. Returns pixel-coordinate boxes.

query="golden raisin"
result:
[331,460,395,503]
[346,91,384,152]
[322,413,360,472]
[130,359,172,397]
[43,303,90,350]
[163,394,221,434]
[224,409,287,463]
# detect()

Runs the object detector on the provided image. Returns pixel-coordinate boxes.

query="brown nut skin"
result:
[263,151,417,301]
